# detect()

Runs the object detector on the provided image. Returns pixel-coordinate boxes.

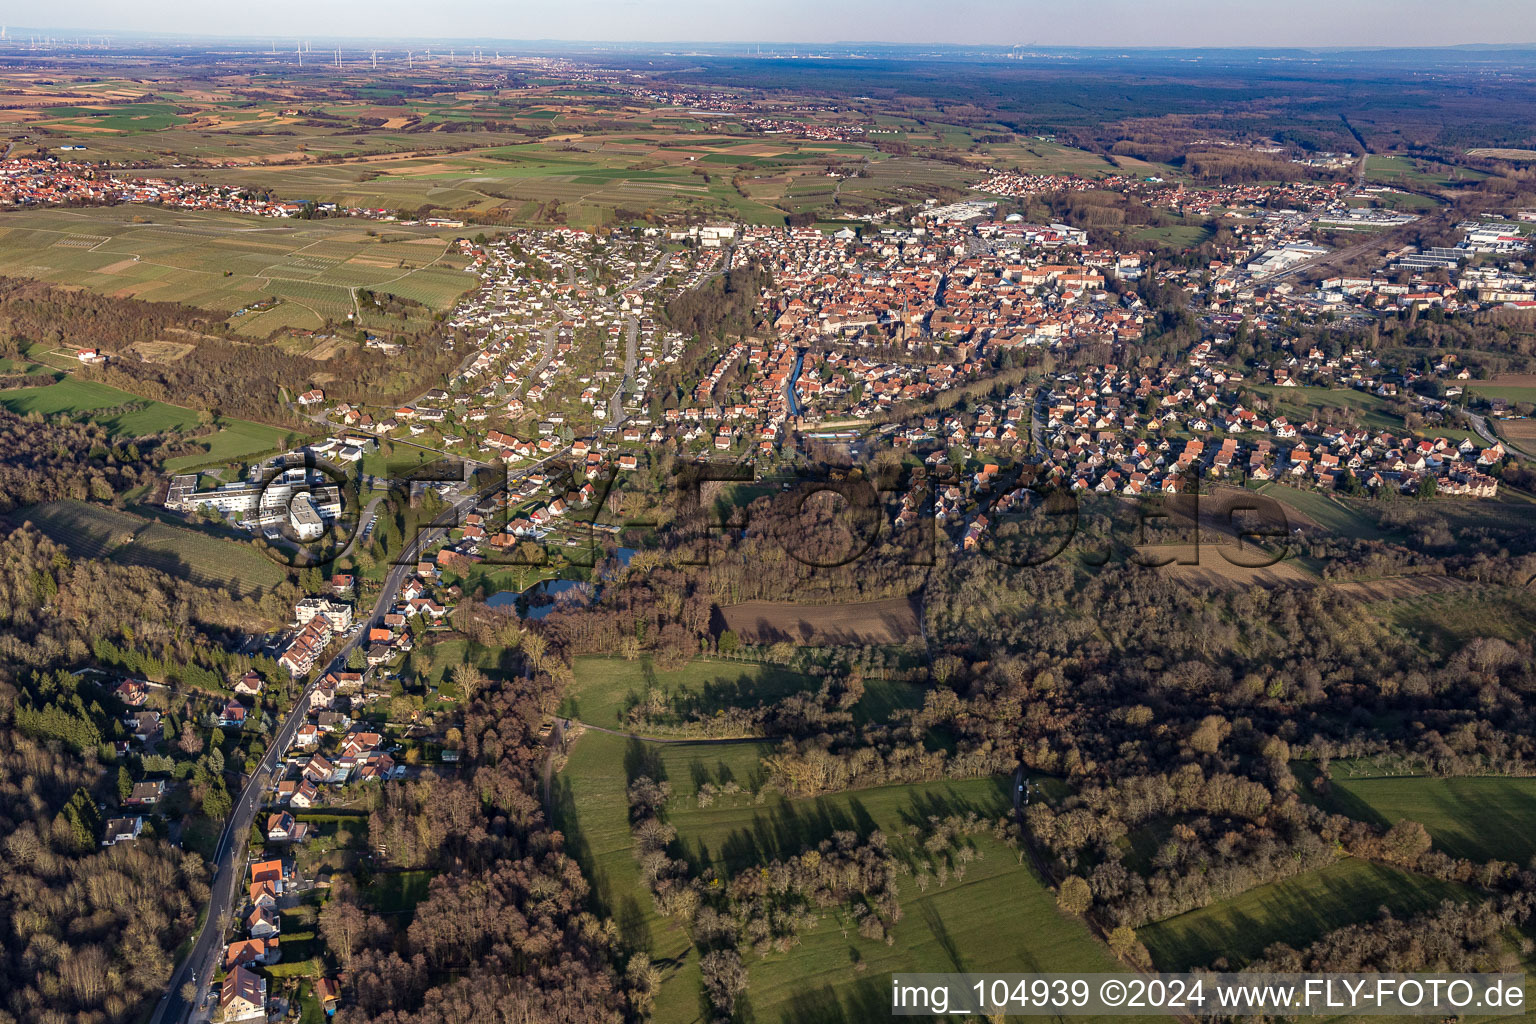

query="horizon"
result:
[6,0,1536,50]
[9,32,1536,52]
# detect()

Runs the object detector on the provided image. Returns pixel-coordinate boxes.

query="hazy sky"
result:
[15,0,1536,48]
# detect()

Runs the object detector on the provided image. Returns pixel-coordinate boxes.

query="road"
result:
[526,324,560,399]
[1468,410,1536,461]
[1031,388,1048,455]
[609,315,638,425]
[151,478,501,1024]
[603,253,668,428]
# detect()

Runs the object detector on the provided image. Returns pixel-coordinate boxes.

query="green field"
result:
[1365,154,1489,189]
[0,375,298,472]
[555,729,1146,1024]
[563,655,923,735]
[17,499,286,594]
[1137,858,1469,970]
[1314,775,1536,864]
[1379,587,1536,651]
[1466,384,1536,405]
[1132,224,1214,249]
[0,377,202,433]
[1248,384,1404,434]
[1254,482,1377,541]
[163,418,303,473]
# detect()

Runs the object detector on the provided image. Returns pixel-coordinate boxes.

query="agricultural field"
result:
[15,499,286,594]
[1137,858,1469,970]
[1364,154,1489,190]
[1133,542,1315,589]
[1312,775,1536,864]
[718,595,922,646]
[555,729,1149,1024]
[562,655,924,734]
[0,207,475,334]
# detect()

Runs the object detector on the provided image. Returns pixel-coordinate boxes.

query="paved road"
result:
[152,479,501,1024]
[609,315,638,425]
[1031,389,1048,455]
[1468,410,1536,461]
[603,253,668,428]
[525,324,559,398]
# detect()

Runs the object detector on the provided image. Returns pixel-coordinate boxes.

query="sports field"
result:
[555,729,1148,1024]
[1137,858,1469,970]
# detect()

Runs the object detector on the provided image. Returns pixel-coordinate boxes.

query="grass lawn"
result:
[163,417,303,473]
[366,869,435,916]
[557,729,1153,1024]
[1313,775,1536,864]
[1137,858,1470,970]
[563,655,923,735]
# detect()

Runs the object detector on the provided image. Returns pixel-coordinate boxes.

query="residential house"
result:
[218,966,267,1022]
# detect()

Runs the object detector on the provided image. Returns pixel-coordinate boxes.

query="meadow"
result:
[16,499,286,594]
[1137,858,1469,970]
[562,655,925,735]
[0,377,200,433]
[555,729,1150,1024]
[1313,775,1536,865]
[1377,587,1536,654]
[162,418,304,474]
[0,375,301,473]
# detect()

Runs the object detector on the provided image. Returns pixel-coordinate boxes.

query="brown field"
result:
[1486,373,1536,387]
[718,594,922,645]
[1468,148,1536,161]
[1328,574,1471,602]
[126,339,194,362]
[1137,543,1314,589]
[305,336,350,361]
[99,257,140,274]
[1498,420,1536,444]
